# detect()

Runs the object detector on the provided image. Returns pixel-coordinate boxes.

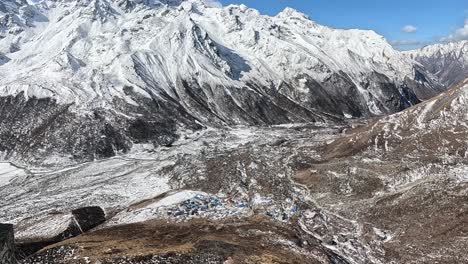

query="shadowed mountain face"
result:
[0,91,203,165]
[406,41,468,88]
[0,0,445,164]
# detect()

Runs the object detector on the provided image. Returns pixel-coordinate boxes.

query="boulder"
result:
[15,213,81,259]
[16,206,106,260]
[72,206,106,232]
[0,223,16,264]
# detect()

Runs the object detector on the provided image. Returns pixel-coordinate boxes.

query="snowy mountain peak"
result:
[407,40,468,58]
[405,40,468,87]
[0,0,443,110]
[276,7,309,20]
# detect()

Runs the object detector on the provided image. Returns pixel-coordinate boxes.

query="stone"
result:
[0,223,16,264]
[16,207,106,260]
[72,206,106,233]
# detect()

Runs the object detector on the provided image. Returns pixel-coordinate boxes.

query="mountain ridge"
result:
[405,40,468,87]
[0,0,445,164]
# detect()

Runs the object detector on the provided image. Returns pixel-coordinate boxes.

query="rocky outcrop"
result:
[0,223,15,264]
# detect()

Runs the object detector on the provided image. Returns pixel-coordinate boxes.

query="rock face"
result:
[15,214,82,259]
[0,0,444,164]
[405,41,468,87]
[0,223,15,264]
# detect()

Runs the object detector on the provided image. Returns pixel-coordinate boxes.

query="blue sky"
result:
[219,0,468,50]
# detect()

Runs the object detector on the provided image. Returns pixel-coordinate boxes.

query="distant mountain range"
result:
[406,40,468,88]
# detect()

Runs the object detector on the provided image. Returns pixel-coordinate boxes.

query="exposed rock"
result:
[0,223,16,264]
[0,93,202,165]
[15,213,81,259]
[71,206,106,233]
[16,207,106,260]
[325,79,468,160]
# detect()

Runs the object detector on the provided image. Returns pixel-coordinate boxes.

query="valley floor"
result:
[1,123,467,264]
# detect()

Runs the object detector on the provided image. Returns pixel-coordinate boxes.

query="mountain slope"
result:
[0,0,444,164]
[326,78,468,160]
[405,40,468,87]
[310,80,468,263]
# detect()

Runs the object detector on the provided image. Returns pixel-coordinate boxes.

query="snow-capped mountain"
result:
[1,2,467,263]
[405,40,468,87]
[0,0,444,164]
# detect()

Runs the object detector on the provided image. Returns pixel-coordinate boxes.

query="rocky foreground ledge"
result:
[21,217,347,264]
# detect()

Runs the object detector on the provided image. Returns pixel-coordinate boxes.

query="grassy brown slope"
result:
[25,216,339,264]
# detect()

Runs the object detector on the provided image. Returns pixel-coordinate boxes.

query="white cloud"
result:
[402,25,417,33]
[440,19,468,42]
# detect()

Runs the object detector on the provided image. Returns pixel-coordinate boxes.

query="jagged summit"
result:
[276,6,310,19]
